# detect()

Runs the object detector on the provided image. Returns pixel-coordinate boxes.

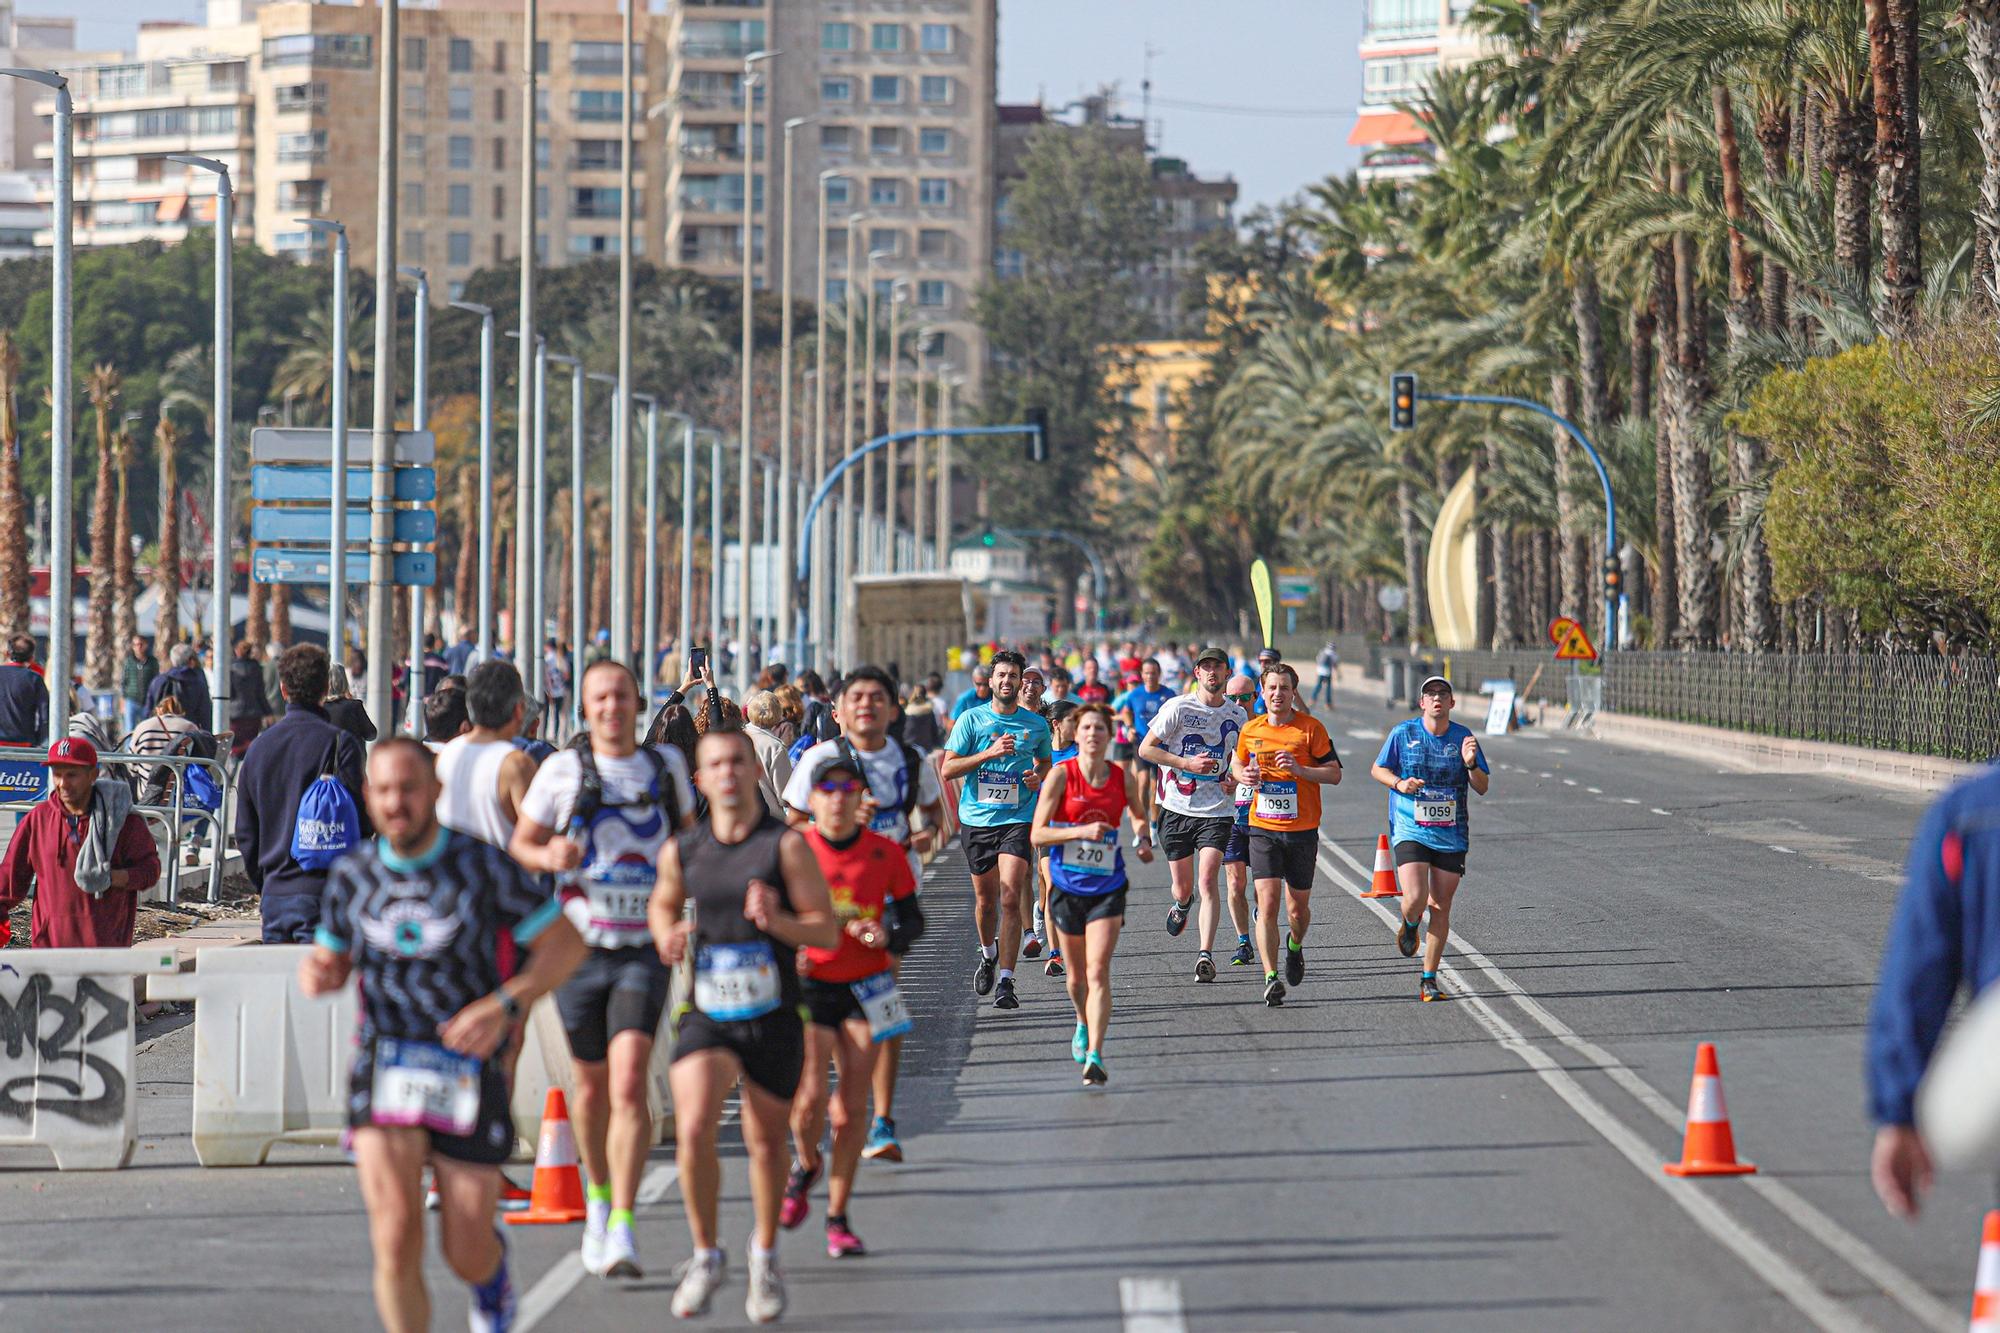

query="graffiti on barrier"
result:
[0,974,130,1127]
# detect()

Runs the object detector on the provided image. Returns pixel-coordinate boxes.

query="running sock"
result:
[609,1208,634,1231]
[1265,970,1277,982]
[585,1181,613,1206]
[981,942,997,961]
[997,968,1014,983]
[471,1232,509,1305]
[1237,933,1251,945]
[1422,971,1437,980]
[826,1213,848,1230]
[750,1241,777,1264]
[1286,935,1302,953]
[695,1246,724,1268]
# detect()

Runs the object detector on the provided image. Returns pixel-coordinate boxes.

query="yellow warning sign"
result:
[1547,616,1599,662]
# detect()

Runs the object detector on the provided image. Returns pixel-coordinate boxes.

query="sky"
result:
[48,0,1364,217]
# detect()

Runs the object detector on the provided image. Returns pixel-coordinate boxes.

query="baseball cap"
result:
[803,751,863,787]
[1194,645,1230,667]
[1419,675,1454,695]
[1257,646,1281,662]
[45,736,98,768]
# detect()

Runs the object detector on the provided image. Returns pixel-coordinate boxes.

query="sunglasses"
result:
[813,777,863,794]
[1228,693,1255,703]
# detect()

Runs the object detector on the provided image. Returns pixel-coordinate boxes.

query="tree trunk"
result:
[1629,301,1655,425]
[1487,439,1515,649]
[0,340,28,642]
[270,584,290,646]
[454,465,478,628]
[1965,2,2000,315]
[85,390,118,689]
[1754,97,1795,333]
[1571,266,1610,437]
[112,428,136,657]
[1551,373,1585,619]
[1396,470,1426,645]
[1649,243,1679,649]
[1826,97,1876,289]
[1669,164,1719,648]
[247,579,268,649]
[588,494,612,647]
[154,420,182,650]
[1867,0,1921,330]
[1715,84,1775,648]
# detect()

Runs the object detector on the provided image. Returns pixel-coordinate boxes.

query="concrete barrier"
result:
[0,945,180,1169]
[149,944,356,1167]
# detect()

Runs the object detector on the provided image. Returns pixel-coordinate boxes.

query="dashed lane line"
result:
[1119,1276,1188,1333]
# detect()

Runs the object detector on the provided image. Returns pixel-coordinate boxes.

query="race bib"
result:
[850,971,913,1043]
[1233,781,1255,807]
[1057,825,1117,876]
[371,1038,480,1136]
[694,941,781,1022]
[1415,786,1459,828]
[1254,780,1299,822]
[975,767,1021,807]
[582,875,652,933]
[868,808,909,842]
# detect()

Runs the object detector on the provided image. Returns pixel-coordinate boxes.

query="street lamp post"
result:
[515,0,537,677]
[709,429,724,659]
[398,265,427,735]
[299,217,348,659]
[776,114,813,666]
[937,370,958,568]
[364,0,403,730]
[449,300,495,661]
[612,0,636,674]
[678,416,695,665]
[883,281,907,571]
[809,172,838,667]
[736,49,776,691]
[860,248,889,573]
[550,354,584,731]
[836,217,863,666]
[912,330,932,567]
[634,393,659,690]
[167,152,231,732]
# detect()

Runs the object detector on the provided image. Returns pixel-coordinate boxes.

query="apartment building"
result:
[1349,0,1482,182]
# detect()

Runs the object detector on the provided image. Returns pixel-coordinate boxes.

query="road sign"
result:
[0,756,43,800]
[251,427,435,465]
[1377,585,1408,613]
[1276,567,1313,609]
[1484,684,1517,736]
[1548,616,1599,662]
[250,507,436,544]
[252,549,436,587]
[251,466,437,503]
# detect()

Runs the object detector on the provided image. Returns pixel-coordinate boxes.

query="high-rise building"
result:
[1349,0,1481,182]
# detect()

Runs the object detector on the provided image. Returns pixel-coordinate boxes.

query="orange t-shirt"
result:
[1234,712,1339,832]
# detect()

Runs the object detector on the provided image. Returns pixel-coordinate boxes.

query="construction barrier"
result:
[506,967,684,1159]
[0,944,180,1170]
[149,944,355,1166]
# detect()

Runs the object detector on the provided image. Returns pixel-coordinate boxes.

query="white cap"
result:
[1419,675,1453,695]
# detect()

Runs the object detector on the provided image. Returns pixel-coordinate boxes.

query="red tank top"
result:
[1057,757,1127,828]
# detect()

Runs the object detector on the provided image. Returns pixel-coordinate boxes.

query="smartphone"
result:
[689,648,708,676]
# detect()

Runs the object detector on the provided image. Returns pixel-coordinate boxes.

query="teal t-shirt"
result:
[944,703,1053,827]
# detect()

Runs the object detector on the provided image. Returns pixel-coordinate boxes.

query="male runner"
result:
[510,660,695,1278]
[1072,658,1111,705]
[1019,666,1047,716]
[1220,674,1260,966]
[436,661,539,851]
[1232,663,1341,1007]
[939,649,1052,1011]
[1370,675,1489,1002]
[781,665,945,1164]
[1138,646,1246,981]
[651,729,838,1323]
[948,664,991,721]
[1115,658,1176,827]
[303,740,587,1333]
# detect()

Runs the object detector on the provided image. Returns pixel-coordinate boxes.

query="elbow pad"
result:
[884,896,926,957]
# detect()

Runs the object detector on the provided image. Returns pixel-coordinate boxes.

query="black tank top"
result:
[679,811,799,1014]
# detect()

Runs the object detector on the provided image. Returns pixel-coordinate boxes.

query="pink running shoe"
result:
[779,1160,819,1230]
[825,1219,867,1258]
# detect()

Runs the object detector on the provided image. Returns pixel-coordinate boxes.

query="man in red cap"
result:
[0,736,160,948]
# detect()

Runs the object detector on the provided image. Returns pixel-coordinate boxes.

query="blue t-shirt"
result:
[1051,744,1078,764]
[945,703,1053,828]
[1374,718,1488,853]
[1116,685,1175,740]
[950,687,988,720]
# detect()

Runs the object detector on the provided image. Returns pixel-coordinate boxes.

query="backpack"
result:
[570,743,682,834]
[839,735,923,818]
[292,746,361,870]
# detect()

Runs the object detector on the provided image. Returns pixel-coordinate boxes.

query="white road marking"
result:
[1586,787,1603,794]
[1562,779,1578,787]
[1549,746,1569,754]
[515,1162,682,1330]
[1651,807,1673,816]
[1539,772,1553,779]
[1621,798,1641,805]
[1321,840,1956,1333]
[1345,727,1383,741]
[1120,1276,1188,1333]
[1770,845,1798,855]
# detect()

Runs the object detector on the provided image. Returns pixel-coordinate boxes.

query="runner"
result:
[1137,646,1246,982]
[780,665,945,1166]
[1019,666,1047,716]
[939,649,1053,1011]
[509,659,696,1279]
[948,663,991,721]
[1369,675,1489,1002]
[436,661,539,851]
[1311,640,1339,707]
[1030,703,1153,1084]
[1035,700,1081,978]
[301,739,587,1333]
[1114,658,1176,829]
[650,728,838,1323]
[1220,674,1260,967]
[1071,658,1111,706]
[778,750,924,1255]
[1231,663,1341,1007]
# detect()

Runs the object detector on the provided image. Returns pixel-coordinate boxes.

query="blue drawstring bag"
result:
[182,762,222,815]
[291,756,360,870]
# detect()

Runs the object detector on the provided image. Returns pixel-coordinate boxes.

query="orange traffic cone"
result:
[1971,1211,2000,1333]
[505,1089,589,1225]
[1663,1042,1756,1177]
[1363,834,1399,898]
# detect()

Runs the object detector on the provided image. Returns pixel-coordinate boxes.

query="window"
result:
[448,87,473,121]
[449,39,473,73]
[821,77,852,103]
[869,227,900,255]
[869,178,901,207]
[824,176,851,206]
[405,81,424,115]
[94,63,147,98]
[403,37,426,69]
[678,175,761,213]
[448,184,471,217]
[571,187,620,218]
[275,81,328,114]
[448,232,471,266]
[536,89,548,122]
[572,90,622,122]
[403,181,424,214]
[918,228,952,259]
[678,21,760,60]
[402,228,424,259]
[1362,53,1438,106]
[571,41,643,76]
[449,135,473,169]
[871,23,903,52]
[994,246,1024,279]
[827,226,849,255]
[870,75,902,104]
[870,126,901,156]
[492,137,504,169]
[492,184,505,219]
[492,87,505,119]
[493,41,506,73]
[275,131,326,163]
[821,22,853,51]
[920,75,952,105]
[535,42,548,74]
[873,278,895,303]
[918,177,950,207]
[920,23,954,53]
[820,124,853,153]
[535,137,550,168]
[262,34,370,68]
[1365,0,1440,40]
[825,278,848,304]
[572,139,621,171]
[403,132,426,160]
[535,185,548,219]
[917,280,948,307]
[919,127,950,155]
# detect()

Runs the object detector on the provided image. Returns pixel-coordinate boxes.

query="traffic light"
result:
[1390,374,1417,432]
[1602,553,1622,597]
[1025,406,1049,462]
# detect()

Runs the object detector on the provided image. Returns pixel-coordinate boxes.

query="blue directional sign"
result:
[251,466,438,503]
[250,507,437,544]
[0,755,45,801]
[252,549,437,587]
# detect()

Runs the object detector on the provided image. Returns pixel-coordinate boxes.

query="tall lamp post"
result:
[676,415,696,666]
[633,392,659,690]
[611,0,636,673]
[450,300,495,661]
[883,280,907,570]
[835,217,863,666]
[397,264,427,735]
[363,0,402,729]
[808,171,839,666]
[912,327,934,567]
[936,369,959,568]
[859,247,890,573]
[299,217,349,659]
[710,429,725,662]
[549,353,584,732]
[514,0,537,672]
[167,152,232,732]
[775,114,814,665]
[735,48,776,691]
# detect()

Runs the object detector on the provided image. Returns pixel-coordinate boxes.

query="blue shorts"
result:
[1223,822,1251,866]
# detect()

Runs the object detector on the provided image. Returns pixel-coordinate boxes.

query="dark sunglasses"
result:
[814,777,863,794]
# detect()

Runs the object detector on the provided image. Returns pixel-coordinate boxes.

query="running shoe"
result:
[467,1231,514,1333]
[1166,898,1191,936]
[1284,934,1305,986]
[746,1250,787,1325]
[602,1221,642,1279]
[1230,940,1254,967]
[1419,976,1445,1003]
[669,1251,726,1320]
[1082,1052,1108,1086]
[862,1116,903,1163]
[424,1178,440,1212]
[1397,917,1420,958]
[580,1212,609,1276]
[1195,951,1217,983]
[973,953,996,997]
[1023,929,1043,959]
[1263,976,1286,1007]
[1044,953,1066,978]
[993,976,1020,1010]
[1071,1021,1088,1065]
[498,1174,533,1214]
[825,1218,867,1259]
[779,1159,821,1230]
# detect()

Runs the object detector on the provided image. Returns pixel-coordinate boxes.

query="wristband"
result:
[494,990,522,1022]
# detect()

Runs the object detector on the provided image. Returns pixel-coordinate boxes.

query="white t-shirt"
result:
[782,735,942,883]
[1145,693,1248,819]
[517,744,696,949]
[1156,651,1188,689]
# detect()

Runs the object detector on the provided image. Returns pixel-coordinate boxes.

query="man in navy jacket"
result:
[235,642,369,943]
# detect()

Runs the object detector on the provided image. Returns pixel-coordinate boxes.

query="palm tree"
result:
[1968,1,2000,309]
[84,364,121,688]
[154,416,183,651]
[453,463,477,627]
[273,291,373,425]
[0,332,27,641]
[112,418,137,659]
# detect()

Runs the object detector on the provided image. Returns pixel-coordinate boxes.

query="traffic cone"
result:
[1363,834,1400,898]
[1663,1042,1757,1177]
[505,1089,589,1225]
[1971,1211,2000,1333]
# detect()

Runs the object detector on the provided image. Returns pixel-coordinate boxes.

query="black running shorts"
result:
[555,945,672,1063]
[1156,809,1233,862]
[962,821,1033,876]
[672,1006,806,1100]
[1248,829,1319,891]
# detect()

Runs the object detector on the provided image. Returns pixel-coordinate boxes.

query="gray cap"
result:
[1419,675,1454,695]
[1194,645,1230,667]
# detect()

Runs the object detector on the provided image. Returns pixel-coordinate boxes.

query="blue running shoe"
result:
[1071,1021,1088,1064]
[1082,1052,1108,1086]
[862,1116,902,1163]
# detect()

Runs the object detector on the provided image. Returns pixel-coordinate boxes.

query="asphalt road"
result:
[0,680,1988,1332]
